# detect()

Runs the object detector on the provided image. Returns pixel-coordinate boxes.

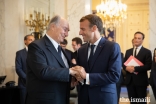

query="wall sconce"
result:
[25,8,50,39]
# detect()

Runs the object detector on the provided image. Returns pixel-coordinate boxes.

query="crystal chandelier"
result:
[96,0,127,28]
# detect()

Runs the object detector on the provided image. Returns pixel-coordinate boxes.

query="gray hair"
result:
[47,15,61,31]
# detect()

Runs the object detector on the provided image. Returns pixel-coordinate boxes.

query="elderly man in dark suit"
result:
[73,14,121,104]
[15,34,35,104]
[123,31,152,104]
[26,15,84,104]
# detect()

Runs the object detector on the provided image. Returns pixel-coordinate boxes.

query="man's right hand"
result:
[70,66,86,81]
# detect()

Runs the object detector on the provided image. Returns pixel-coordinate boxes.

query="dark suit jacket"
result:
[123,47,152,86]
[15,48,27,88]
[26,35,71,104]
[150,48,156,87]
[117,53,124,85]
[72,51,78,59]
[77,37,121,104]
[64,49,73,60]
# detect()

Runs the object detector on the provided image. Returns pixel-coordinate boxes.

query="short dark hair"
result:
[134,31,145,40]
[72,37,82,45]
[60,39,68,45]
[24,34,33,40]
[79,14,103,33]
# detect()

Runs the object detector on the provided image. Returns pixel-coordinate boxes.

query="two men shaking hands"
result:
[70,66,86,87]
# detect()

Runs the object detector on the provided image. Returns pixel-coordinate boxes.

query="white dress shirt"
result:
[133,45,142,56]
[25,46,28,51]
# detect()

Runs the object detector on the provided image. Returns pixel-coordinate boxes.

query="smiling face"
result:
[79,20,94,43]
[50,19,69,44]
[72,41,81,51]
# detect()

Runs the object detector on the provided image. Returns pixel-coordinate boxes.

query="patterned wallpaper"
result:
[0,0,6,76]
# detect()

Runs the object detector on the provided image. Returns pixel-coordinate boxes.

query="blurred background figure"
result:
[15,34,35,104]
[123,31,152,104]
[60,39,73,60]
[150,48,156,100]
[71,37,82,65]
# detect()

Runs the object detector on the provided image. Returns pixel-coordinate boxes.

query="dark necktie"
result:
[58,45,62,57]
[88,45,95,69]
[134,48,137,57]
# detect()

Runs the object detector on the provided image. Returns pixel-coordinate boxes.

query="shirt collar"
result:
[89,37,102,46]
[46,34,59,51]
[134,45,142,50]
[25,46,28,51]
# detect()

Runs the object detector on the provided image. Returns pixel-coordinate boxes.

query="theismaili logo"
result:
[120,97,150,103]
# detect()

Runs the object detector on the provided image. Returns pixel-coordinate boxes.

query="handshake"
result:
[70,66,86,81]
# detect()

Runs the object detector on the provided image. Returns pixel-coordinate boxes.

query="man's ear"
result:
[50,24,55,31]
[24,40,26,45]
[78,44,81,48]
[92,25,97,32]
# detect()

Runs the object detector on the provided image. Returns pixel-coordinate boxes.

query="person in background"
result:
[60,39,73,60]
[70,37,83,98]
[75,14,121,104]
[150,48,156,100]
[25,15,84,104]
[123,31,152,104]
[71,37,82,65]
[15,34,35,104]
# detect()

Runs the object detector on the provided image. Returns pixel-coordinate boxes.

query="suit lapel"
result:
[136,46,144,58]
[130,48,133,56]
[89,37,106,72]
[44,36,66,68]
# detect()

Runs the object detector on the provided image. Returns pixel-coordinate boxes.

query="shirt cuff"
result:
[69,68,73,75]
[79,80,84,85]
[85,73,90,85]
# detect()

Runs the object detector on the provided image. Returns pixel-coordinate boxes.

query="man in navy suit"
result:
[123,31,152,104]
[15,34,35,104]
[74,14,121,104]
[26,15,84,104]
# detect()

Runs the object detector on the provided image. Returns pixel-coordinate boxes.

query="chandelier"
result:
[96,0,127,28]
[25,8,50,33]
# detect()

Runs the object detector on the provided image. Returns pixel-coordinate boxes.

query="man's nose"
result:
[65,32,68,36]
